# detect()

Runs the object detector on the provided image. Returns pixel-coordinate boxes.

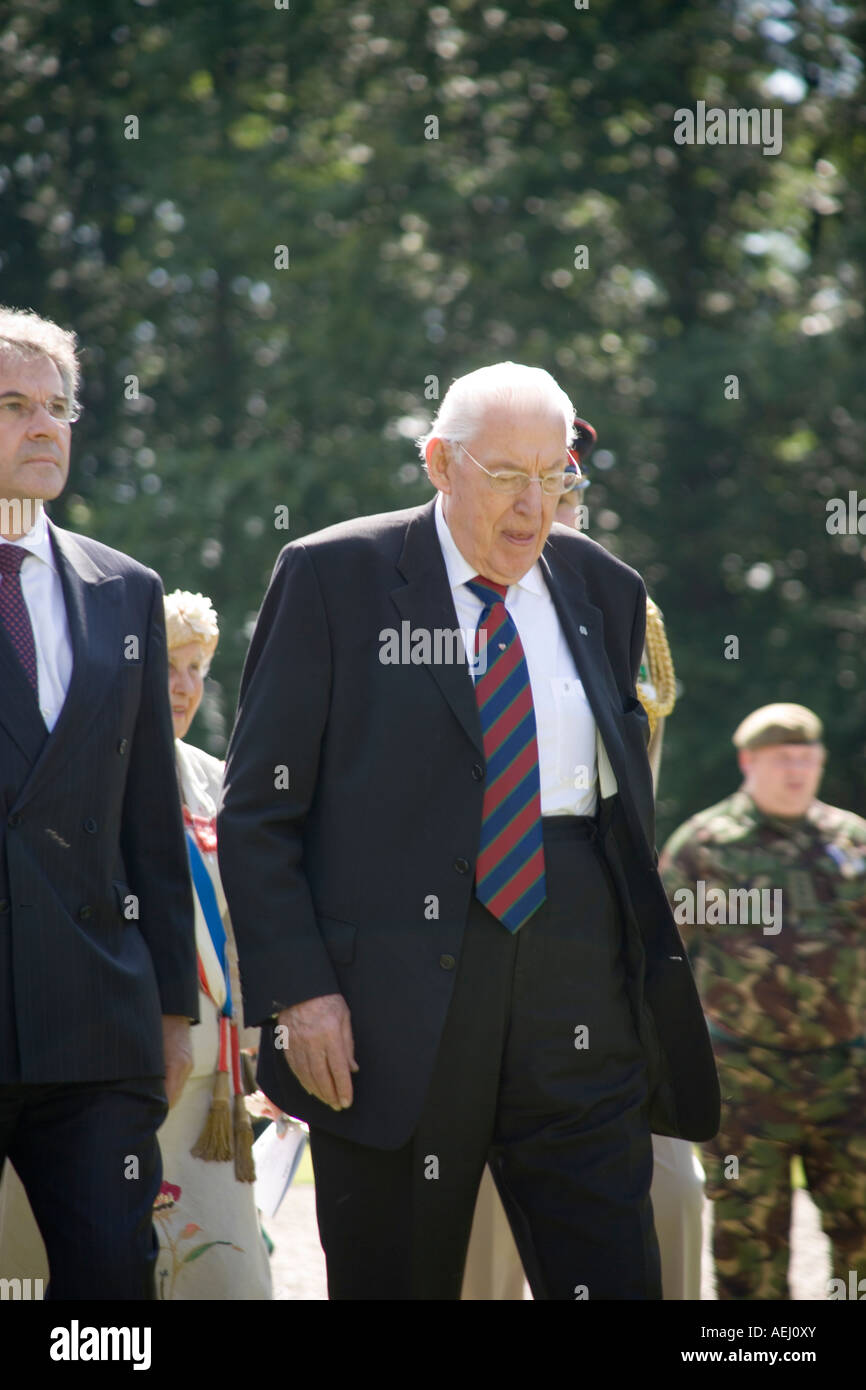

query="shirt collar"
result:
[0,503,57,571]
[433,492,546,598]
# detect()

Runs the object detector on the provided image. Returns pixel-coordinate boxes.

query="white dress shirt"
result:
[0,504,73,731]
[434,493,598,815]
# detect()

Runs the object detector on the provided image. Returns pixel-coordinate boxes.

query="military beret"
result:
[732,703,824,751]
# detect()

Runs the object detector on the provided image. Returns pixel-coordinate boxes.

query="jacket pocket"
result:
[316,915,357,965]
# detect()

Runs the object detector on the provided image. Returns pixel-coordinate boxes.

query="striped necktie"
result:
[466,576,546,932]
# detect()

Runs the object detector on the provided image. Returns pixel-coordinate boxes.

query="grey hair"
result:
[416,361,576,459]
[0,305,81,403]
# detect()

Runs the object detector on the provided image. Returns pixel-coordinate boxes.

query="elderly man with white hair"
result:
[218,361,719,1300]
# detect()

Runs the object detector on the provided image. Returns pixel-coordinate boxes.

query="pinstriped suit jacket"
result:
[0,519,198,1084]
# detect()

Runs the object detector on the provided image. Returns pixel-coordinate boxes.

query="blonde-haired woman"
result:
[155,590,271,1300]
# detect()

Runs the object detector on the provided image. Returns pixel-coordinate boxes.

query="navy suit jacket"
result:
[0,519,198,1084]
[218,499,720,1147]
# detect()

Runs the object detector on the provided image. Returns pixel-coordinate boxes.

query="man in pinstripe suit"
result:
[0,307,198,1299]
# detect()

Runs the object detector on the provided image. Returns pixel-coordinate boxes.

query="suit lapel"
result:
[540,541,654,863]
[12,520,125,807]
[538,545,629,786]
[391,500,484,758]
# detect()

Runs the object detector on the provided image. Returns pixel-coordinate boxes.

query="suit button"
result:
[439,954,456,970]
[84,818,98,834]
[7,813,21,828]
[117,739,128,755]
[0,900,8,913]
[454,857,470,874]
[78,905,93,920]
[471,764,485,781]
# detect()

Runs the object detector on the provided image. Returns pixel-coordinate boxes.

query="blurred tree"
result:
[0,0,862,835]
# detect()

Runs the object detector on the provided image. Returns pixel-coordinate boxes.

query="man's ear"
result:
[425,437,450,492]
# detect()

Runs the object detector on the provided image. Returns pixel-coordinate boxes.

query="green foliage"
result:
[1,0,864,837]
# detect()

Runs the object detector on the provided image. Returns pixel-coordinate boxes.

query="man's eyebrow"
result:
[0,389,69,400]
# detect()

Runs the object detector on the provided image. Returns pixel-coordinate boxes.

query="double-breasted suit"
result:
[0,520,198,1084]
[0,517,198,1300]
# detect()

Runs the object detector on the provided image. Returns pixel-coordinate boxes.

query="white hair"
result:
[416,361,576,459]
[164,590,219,673]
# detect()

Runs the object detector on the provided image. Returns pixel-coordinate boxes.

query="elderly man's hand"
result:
[161,1014,194,1109]
[277,994,358,1111]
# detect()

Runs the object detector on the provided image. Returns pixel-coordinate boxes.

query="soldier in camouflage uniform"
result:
[658,703,866,1300]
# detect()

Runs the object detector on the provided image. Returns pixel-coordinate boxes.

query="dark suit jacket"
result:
[217,498,720,1147]
[0,519,198,1084]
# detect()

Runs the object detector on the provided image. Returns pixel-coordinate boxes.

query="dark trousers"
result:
[0,1077,167,1299]
[309,817,661,1300]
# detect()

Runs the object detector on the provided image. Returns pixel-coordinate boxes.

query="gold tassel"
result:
[637,597,677,737]
[233,1092,256,1183]
[191,1069,234,1161]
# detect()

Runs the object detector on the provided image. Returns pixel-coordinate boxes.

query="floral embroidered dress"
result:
[153,738,272,1300]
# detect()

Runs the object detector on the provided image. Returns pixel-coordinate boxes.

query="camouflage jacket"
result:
[658,790,866,1051]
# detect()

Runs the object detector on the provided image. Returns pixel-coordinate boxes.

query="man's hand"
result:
[277,993,358,1112]
[161,1014,194,1109]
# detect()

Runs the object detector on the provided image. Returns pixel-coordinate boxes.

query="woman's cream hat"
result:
[164,589,219,668]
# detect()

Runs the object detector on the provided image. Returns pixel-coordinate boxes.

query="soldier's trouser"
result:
[702,1039,866,1300]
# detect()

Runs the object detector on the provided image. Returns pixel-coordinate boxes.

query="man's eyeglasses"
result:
[0,393,83,424]
[454,440,583,496]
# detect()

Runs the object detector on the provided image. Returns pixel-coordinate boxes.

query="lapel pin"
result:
[579,625,588,636]
[498,641,506,650]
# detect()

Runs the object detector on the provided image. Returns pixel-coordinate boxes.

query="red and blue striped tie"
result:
[467,576,546,932]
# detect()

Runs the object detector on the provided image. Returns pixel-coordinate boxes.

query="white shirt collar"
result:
[433,492,546,598]
[0,503,57,571]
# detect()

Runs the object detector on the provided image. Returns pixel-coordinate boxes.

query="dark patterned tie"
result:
[466,576,546,931]
[0,543,39,696]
